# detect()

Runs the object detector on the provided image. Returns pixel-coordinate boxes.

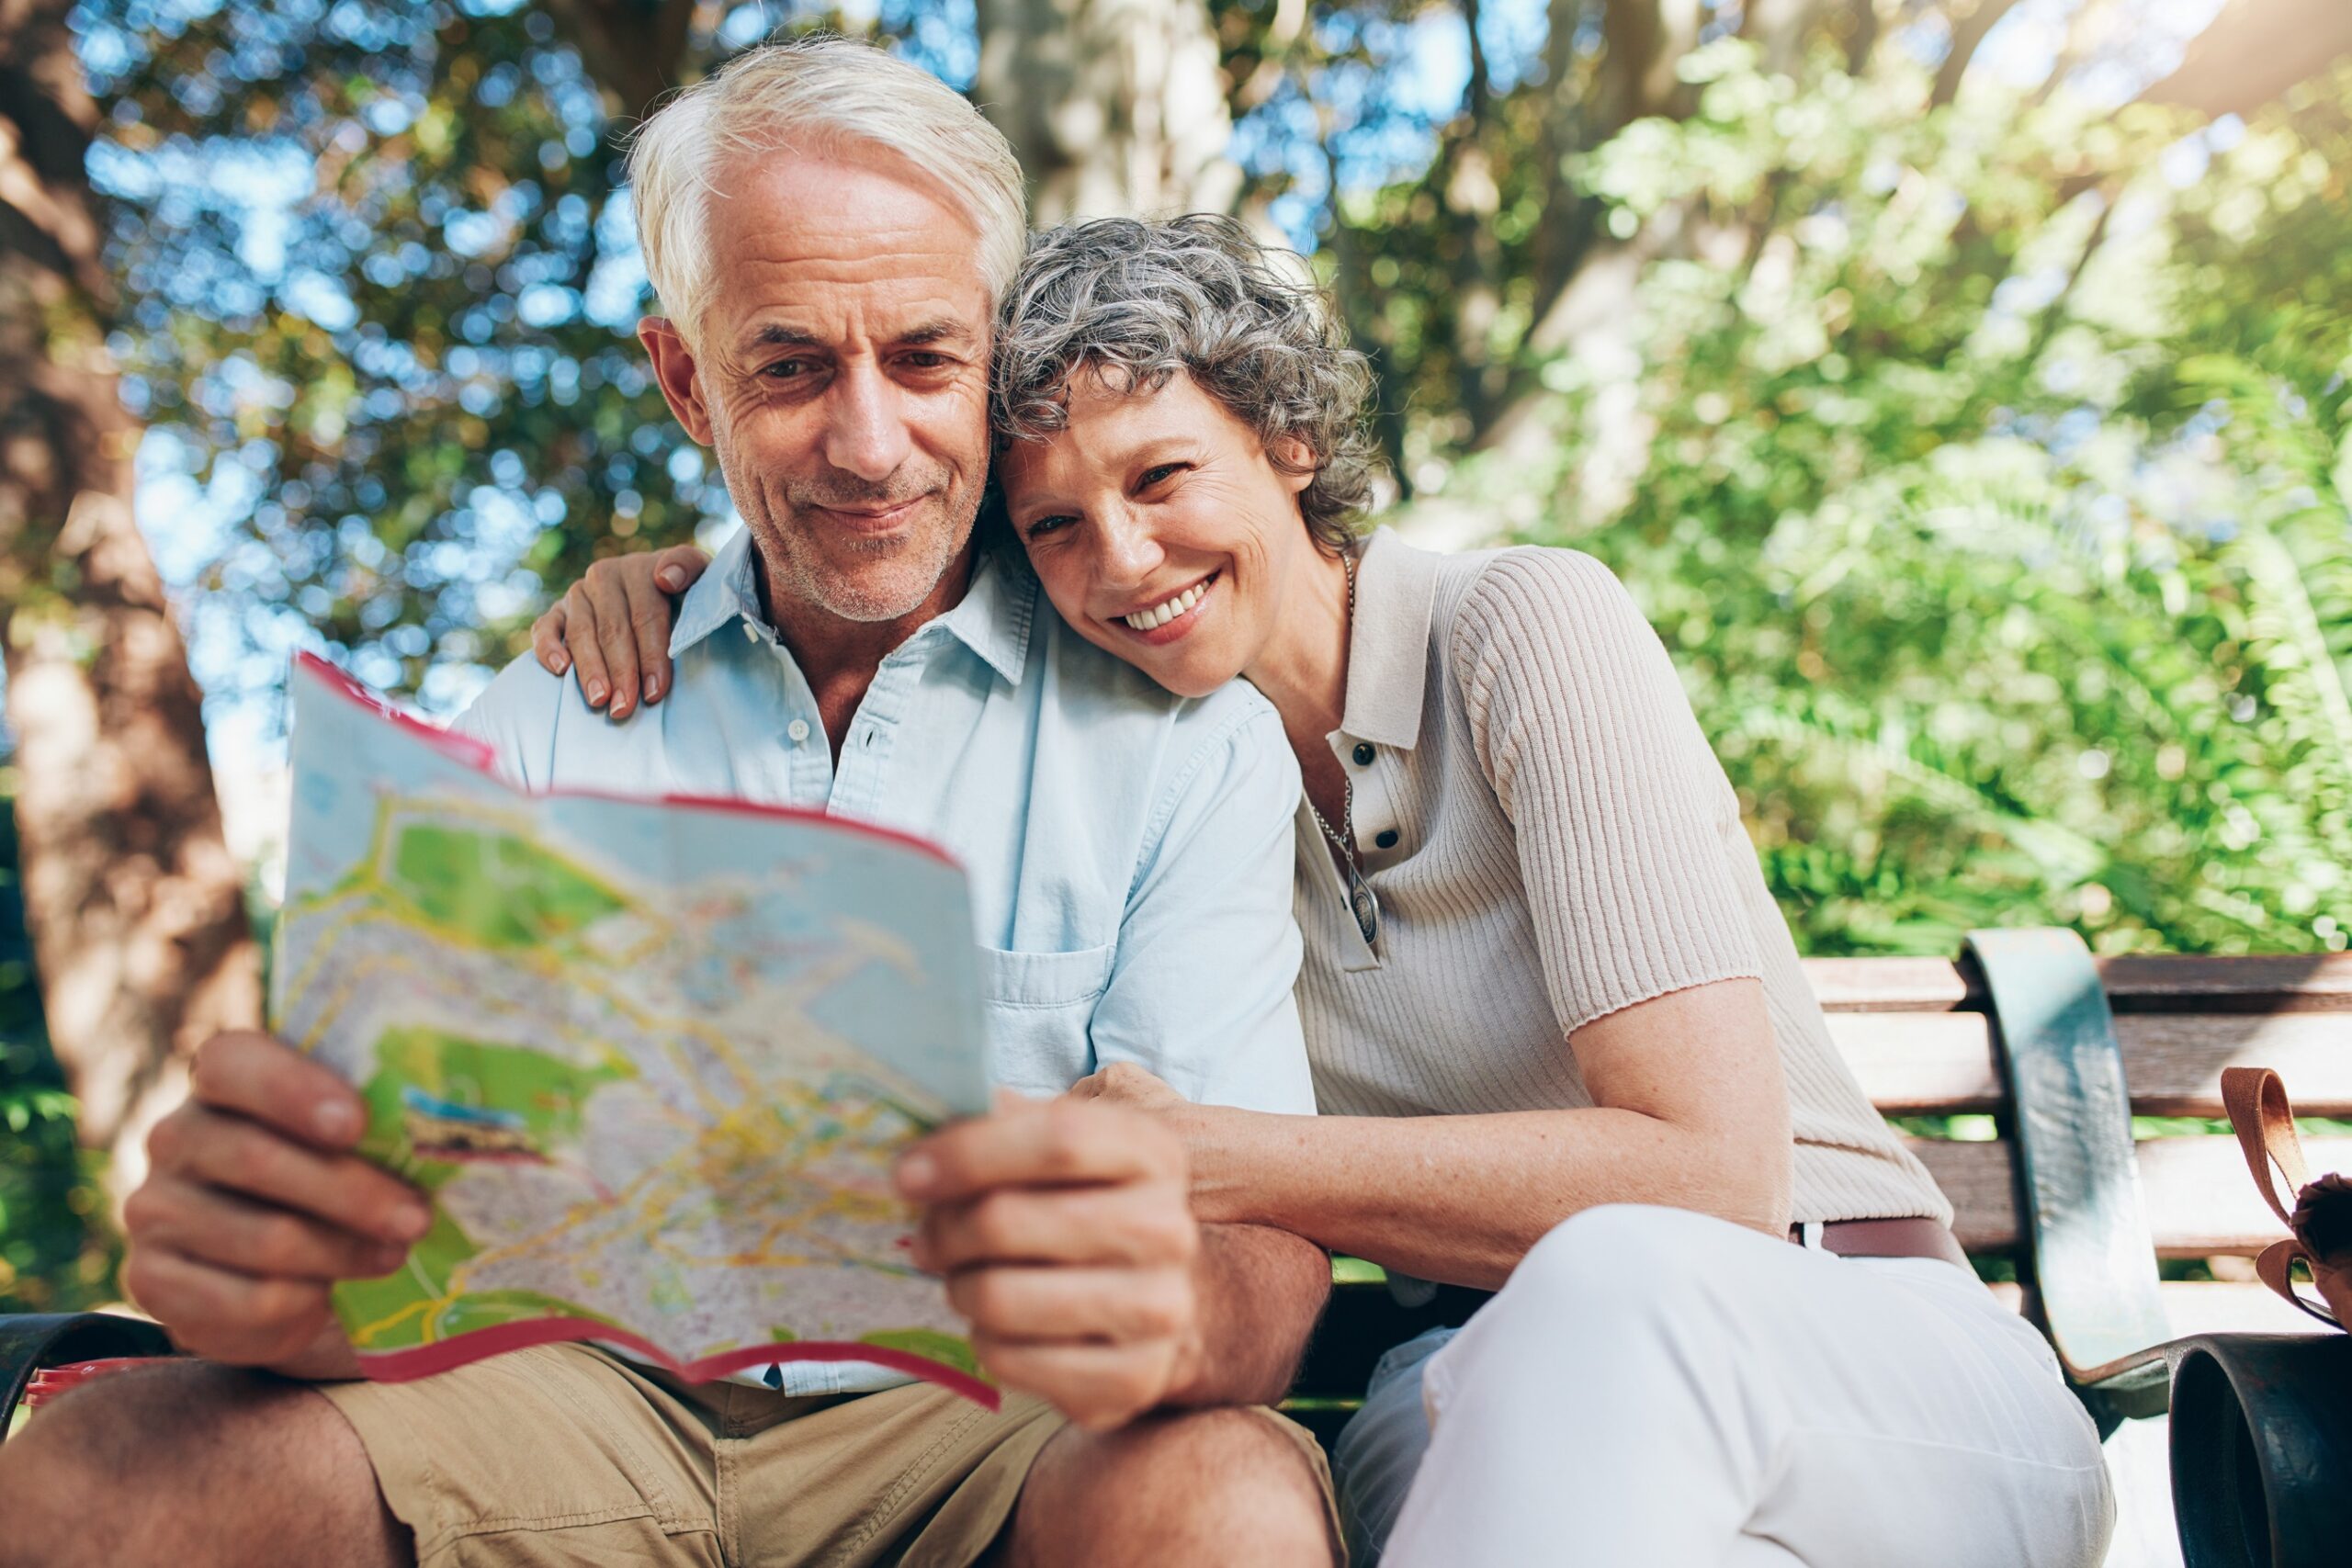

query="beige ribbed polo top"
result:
[1292,528,1950,1225]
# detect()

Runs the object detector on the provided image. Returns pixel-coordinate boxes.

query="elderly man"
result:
[0,38,1338,1568]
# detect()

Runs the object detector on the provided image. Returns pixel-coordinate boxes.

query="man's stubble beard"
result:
[714,426,982,626]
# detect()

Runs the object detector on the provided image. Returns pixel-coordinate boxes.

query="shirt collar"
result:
[668,526,1035,686]
[1337,525,1442,750]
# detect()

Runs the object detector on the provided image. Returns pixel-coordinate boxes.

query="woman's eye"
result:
[1024,514,1075,539]
[1139,463,1185,489]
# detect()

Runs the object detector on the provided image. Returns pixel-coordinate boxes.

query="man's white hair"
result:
[627,36,1028,349]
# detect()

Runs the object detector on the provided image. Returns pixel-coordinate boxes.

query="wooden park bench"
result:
[6,928,2349,1561]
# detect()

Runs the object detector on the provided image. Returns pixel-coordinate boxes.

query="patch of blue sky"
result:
[886,0,979,88]
[719,2,786,51]
[586,190,651,330]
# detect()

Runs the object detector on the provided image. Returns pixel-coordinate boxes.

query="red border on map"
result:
[291,651,964,870]
[353,1317,999,1408]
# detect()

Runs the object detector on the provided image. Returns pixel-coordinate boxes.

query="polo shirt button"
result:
[786,719,810,744]
[1351,742,1375,766]
[1375,829,1398,850]
[741,622,758,643]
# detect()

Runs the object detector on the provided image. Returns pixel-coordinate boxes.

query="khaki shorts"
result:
[320,1343,1335,1567]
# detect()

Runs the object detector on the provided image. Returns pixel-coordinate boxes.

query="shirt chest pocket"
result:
[977,942,1116,1095]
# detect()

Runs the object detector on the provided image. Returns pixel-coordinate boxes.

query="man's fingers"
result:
[165,1105,430,1245]
[918,1182,1194,1272]
[945,1264,1192,1344]
[969,1335,1174,1433]
[563,583,615,709]
[122,1246,338,1368]
[652,543,710,595]
[531,602,573,677]
[186,1031,368,1150]
[125,1177,409,1281]
[898,1100,1182,1203]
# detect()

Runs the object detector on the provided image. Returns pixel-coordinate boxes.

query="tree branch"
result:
[2139,0,2352,118]
[1931,0,2027,109]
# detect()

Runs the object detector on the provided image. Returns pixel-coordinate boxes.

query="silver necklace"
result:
[1306,547,1380,946]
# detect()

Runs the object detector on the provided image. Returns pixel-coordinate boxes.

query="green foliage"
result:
[1429,48,2352,955]
[79,0,735,696]
[0,784,120,1312]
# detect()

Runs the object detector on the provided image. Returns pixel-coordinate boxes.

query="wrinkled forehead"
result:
[697,144,994,350]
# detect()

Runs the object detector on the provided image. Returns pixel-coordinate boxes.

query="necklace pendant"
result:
[1346,865,1381,947]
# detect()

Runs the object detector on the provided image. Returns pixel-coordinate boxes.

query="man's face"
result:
[644,148,994,626]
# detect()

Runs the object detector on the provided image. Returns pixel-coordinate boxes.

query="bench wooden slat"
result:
[1801,957,1978,1013]
[1803,951,2352,1015]
[1917,1135,2352,1257]
[2096,953,2352,1013]
[1833,1011,2352,1118]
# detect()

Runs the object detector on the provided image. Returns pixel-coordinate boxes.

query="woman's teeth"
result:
[1122,576,1213,631]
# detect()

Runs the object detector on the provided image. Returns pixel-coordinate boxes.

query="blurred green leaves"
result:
[0,786,120,1314]
[1427,47,2352,957]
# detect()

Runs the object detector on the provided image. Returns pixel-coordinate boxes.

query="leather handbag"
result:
[2222,1066,2352,1329]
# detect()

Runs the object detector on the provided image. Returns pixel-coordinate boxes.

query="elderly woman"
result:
[541,216,2112,1567]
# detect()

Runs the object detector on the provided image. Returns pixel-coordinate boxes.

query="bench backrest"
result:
[1820,949,2352,1258]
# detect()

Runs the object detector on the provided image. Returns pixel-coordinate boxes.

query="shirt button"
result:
[1375,829,1399,850]
[741,622,758,642]
[786,719,810,744]
[1351,742,1375,766]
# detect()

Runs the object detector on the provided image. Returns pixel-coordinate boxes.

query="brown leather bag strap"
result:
[2254,1236,2341,1327]
[2222,1066,2310,1227]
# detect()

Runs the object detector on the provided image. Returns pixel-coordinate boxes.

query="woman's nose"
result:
[1092,507,1165,585]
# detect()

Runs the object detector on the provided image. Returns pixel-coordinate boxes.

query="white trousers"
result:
[1373,1205,2114,1568]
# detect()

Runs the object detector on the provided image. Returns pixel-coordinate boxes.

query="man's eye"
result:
[763,359,812,379]
[902,352,954,370]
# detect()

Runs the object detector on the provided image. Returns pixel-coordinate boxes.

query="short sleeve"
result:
[447,654,566,792]
[1452,549,1762,1036]
[1084,696,1318,1116]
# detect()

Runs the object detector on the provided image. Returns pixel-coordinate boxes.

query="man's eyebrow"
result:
[737,321,977,352]
[745,323,824,351]
[895,319,978,349]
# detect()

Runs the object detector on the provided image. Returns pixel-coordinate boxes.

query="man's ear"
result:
[1272,434,1317,494]
[639,316,716,446]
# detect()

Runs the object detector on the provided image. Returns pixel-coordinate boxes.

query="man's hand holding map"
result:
[272,653,996,1399]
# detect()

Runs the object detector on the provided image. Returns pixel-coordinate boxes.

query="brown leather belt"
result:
[1789,1216,1972,1272]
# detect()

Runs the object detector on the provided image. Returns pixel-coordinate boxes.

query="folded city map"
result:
[270,653,994,1400]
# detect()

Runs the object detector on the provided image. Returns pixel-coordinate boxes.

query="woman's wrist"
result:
[1177,1103,1282,1228]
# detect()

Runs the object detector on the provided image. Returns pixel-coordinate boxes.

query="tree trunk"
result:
[539,0,698,118]
[975,0,1241,223]
[1740,0,1834,77]
[0,0,261,1208]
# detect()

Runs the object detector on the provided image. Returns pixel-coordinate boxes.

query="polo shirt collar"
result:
[1338,525,1441,750]
[668,526,1035,686]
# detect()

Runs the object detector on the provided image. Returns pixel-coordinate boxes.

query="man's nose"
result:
[821,365,914,481]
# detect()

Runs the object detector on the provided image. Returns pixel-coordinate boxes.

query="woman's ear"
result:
[1271,434,1317,493]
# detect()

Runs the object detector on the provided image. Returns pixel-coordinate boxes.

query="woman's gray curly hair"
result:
[992,215,1382,555]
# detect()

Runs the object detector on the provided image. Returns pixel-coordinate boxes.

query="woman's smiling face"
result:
[1000,368,1319,699]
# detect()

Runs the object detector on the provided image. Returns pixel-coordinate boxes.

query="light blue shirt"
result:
[455,527,1316,1393]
